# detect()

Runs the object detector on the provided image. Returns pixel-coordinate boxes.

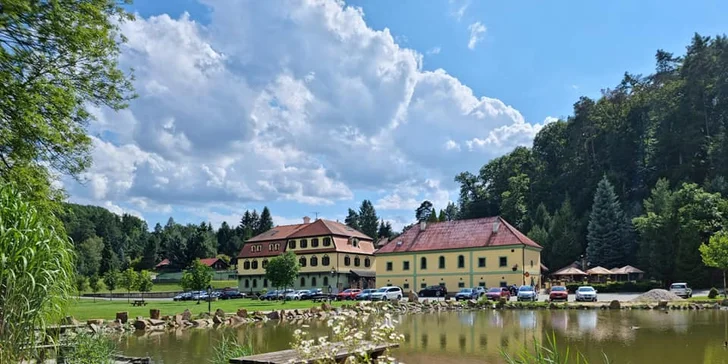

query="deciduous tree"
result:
[180,259,214,304]
[700,232,728,299]
[265,251,300,302]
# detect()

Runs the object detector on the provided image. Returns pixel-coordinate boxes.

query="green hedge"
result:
[564,281,662,293]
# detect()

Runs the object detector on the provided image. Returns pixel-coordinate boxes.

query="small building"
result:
[199,257,230,271]
[236,216,376,293]
[374,217,542,294]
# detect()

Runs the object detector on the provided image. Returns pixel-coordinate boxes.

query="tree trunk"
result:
[109,290,113,301]
[723,269,726,299]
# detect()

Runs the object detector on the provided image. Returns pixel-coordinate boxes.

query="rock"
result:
[657,300,668,309]
[88,323,100,334]
[148,319,165,327]
[267,311,280,320]
[149,309,161,320]
[407,291,419,303]
[62,316,81,326]
[321,302,332,311]
[181,309,192,321]
[198,312,211,319]
[279,310,286,321]
[87,319,104,326]
[721,299,728,307]
[191,319,208,327]
[632,289,684,302]
[215,308,225,317]
[609,300,621,309]
[132,320,147,331]
[213,315,224,325]
[174,314,184,326]
[237,309,249,318]
[115,312,129,324]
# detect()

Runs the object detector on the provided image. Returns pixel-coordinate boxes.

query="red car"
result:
[549,286,568,302]
[336,289,361,300]
[485,287,511,301]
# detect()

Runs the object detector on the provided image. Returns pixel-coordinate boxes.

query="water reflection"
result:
[118,310,728,364]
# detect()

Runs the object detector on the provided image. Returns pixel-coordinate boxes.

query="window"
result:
[344,256,351,266]
[299,257,307,267]
[310,256,318,266]
[403,283,410,290]
[268,244,273,251]
[251,260,258,269]
[530,260,534,268]
[420,257,427,270]
[458,282,465,288]
[323,237,331,246]
[403,261,410,271]
[479,282,486,287]
[263,279,268,288]
[312,277,317,286]
[499,257,507,267]
[439,256,445,269]
[352,239,359,247]
[243,261,250,270]
[288,240,296,249]
[421,283,427,289]
[322,255,330,265]
[364,258,371,267]
[478,257,486,268]
[386,262,393,271]
[244,279,249,288]
[439,282,446,287]
[354,257,361,267]
[252,279,257,288]
[458,255,465,268]
[262,260,268,269]
[300,277,306,287]
[301,239,308,248]
[323,277,329,286]
[275,243,280,251]
[311,238,319,247]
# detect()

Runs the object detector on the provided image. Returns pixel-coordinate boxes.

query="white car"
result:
[285,290,310,300]
[669,283,692,298]
[575,286,597,302]
[517,285,538,302]
[369,286,403,301]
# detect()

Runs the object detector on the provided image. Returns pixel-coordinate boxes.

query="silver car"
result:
[517,285,537,302]
[575,286,597,302]
[669,283,692,298]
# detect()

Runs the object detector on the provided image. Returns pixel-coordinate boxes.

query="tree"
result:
[437,209,446,222]
[427,208,439,223]
[377,220,394,239]
[358,200,379,239]
[185,224,216,263]
[119,268,137,303]
[136,270,154,302]
[0,184,75,362]
[444,202,459,221]
[89,275,101,303]
[0,0,134,213]
[700,232,728,299]
[548,198,581,270]
[633,179,679,282]
[76,236,104,277]
[415,200,434,222]
[587,176,631,268]
[265,251,300,302]
[75,275,89,297]
[499,174,530,230]
[138,234,159,270]
[345,208,360,230]
[256,207,274,235]
[103,269,119,301]
[216,221,235,257]
[180,259,214,304]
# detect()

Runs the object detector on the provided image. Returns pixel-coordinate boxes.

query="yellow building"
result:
[375,217,542,294]
[236,217,376,293]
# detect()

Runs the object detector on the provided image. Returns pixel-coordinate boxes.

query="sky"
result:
[64,0,728,231]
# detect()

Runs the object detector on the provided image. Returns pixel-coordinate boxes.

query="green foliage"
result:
[358,200,379,239]
[89,275,101,294]
[75,275,90,295]
[211,335,252,364]
[547,198,581,270]
[564,281,662,293]
[102,269,119,297]
[137,270,154,294]
[427,207,439,223]
[265,251,300,290]
[500,173,530,230]
[700,231,728,297]
[708,287,719,299]
[65,333,117,364]
[587,176,632,268]
[501,332,609,364]
[0,184,75,362]
[345,208,360,230]
[119,268,137,302]
[180,259,214,297]
[257,207,274,235]
[437,209,446,222]
[377,219,394,239]
[416,200,434,222]
[76,236,104,277]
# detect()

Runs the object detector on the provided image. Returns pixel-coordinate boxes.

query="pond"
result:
[117,310,728,363]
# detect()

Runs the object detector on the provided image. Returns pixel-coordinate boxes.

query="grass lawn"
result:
[82,280,238,294]
[67,298,346,321]
[687,295,726,302]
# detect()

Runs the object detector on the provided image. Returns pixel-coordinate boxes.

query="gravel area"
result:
[631,289,684,302]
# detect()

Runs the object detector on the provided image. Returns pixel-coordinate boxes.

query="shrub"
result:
[501,332,610,364]
[64,333,117,364]
[211,335,252,364]
[708,287,719,299]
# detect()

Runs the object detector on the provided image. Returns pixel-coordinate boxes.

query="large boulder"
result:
[267,311,280,320]
[149,309,161,320]
[407,291,419,303]
[215,308,225,317]
[132,320,147,331]
[657,300,668,309]
[721,299,728,307]
[181,309,192,321]
[321,302,332,311]
[609,300,621,310]
[148,319,166,327]
[115,312,129,324]
[237,309,248,318]
[212,315,224,325]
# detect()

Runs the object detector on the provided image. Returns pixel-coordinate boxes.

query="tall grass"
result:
[0,184,76,362]
[63,333,117,364]
[500,332,610,364]
[210,335,253,364]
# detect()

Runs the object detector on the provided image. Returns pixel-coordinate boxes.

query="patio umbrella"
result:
[586,266,612,275]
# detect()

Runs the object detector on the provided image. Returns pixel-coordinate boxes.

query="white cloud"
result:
[467,21,486,50]
[68,0,547,223]
[449,0,471,21]
[426,46,441,55]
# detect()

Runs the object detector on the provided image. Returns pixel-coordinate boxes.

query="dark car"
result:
[301,288,322,300]
[356,289,377,300]
[259,290,279,300]
[418,285,448,298]
[173,291,192,301]
[549,286,568,302]
[220,289,245,300]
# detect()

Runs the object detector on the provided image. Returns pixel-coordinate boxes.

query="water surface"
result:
[117,310,728,364]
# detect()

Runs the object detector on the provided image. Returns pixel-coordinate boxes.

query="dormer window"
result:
[351,238,359,247]
[323,237,331,246]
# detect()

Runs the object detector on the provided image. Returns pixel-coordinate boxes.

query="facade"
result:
[236,217,376,293]
[375,217,542,294]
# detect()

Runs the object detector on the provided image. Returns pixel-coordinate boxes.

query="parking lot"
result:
[416,289,710,303]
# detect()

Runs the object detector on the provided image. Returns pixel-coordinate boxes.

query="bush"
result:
[708,287,719,299]
[564,281,661,293]
[64,333,117,364]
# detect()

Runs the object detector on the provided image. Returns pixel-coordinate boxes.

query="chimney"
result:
[492,221,500,233]
[420,220,427,231]
[303,216,311,224]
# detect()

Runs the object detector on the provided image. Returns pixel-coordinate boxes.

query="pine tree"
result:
[358,200,379,239]
[444,202,459,221]
[438,209,446,222]
[428,208,439,223]
[415,200,434,222]
[345,209,360,230]
[377,220,394,239]
[257,207,274,235]
[587,176,630,268]
[548,198,581,270]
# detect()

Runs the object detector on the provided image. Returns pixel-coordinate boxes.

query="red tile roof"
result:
[333,237,375,255]
[199,258,228,267]
[287,219,371,240]
[155,258,170,269]
[237,240,286,258]
[375,216,542,254]
[246,223,308,242]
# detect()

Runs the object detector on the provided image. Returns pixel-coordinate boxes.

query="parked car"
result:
[173,291,192,301]
[276,289,294,299]
[517,285,538,302]
[548,286,568,302]
[575,286,598,302]
[304,288,322,300]
[485,287,511,301]
[285,290,310,300]
[336,289,362,300]
[370,286,403,301]
[355,289,377,300]
[190,291,206,301]
[455,288,478,301]
[418,285,448,298]
[219,289,245,300]
[259,290,280,300]
[669,282,692,298]
[473,287,486,298]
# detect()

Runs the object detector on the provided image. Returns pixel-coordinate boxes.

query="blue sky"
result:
[66,0,728,231]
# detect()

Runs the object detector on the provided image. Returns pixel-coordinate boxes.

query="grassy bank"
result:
[81,280,238,294]
[67,298,345,321]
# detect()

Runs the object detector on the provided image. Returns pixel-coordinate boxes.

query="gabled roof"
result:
[553,266,587,275]
[199,258,228,268]
[611,265,645,274]
[155,259,170,269]
[586,266,612,275]
[375,216,541,254]
[287,219,371,240]
[246,223,308,242]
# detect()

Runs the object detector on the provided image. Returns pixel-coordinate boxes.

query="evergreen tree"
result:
[438,209,446,222]
[250,210,260,234]
[358,200,379,239]
[444,202,459,221]
[428,208,439,223]
[633,179,678,283]
[548,198,581,270]
[186,224,216,262]
[217,221,236,257]
[257,207,274,235]
[587,176,630,268]
[377,220,394,239]
[415,200,434,222]
[345,209,360,230]
[531,203,551,230]
[99,241,119,275]
[138,235,159,270]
